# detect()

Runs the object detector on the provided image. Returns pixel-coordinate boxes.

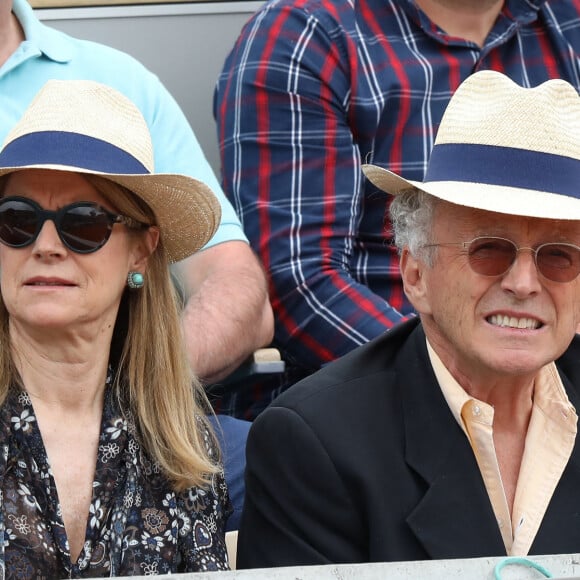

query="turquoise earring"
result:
[127,271,144,289]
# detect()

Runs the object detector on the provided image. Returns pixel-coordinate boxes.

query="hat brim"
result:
[0,165,221,263]
[362,164,580,222]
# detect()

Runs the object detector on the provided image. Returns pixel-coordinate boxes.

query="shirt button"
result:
[473,405,481,416]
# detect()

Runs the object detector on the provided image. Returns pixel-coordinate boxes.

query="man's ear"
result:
[131,226,160,272]
[400,247,432,315]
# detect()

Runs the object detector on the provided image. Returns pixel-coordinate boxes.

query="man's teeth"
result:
[488,315,540,329]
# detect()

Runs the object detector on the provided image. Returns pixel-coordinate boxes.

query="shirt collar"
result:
[425,337,576,434]
[402,0,547,33]
[12,0,72,63]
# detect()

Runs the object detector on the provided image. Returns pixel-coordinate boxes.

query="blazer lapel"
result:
[398,327,505,558]
[530,355,580,553]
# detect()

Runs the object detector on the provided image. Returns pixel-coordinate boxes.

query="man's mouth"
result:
[487,315,542,330]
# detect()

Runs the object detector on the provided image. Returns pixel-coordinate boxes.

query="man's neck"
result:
[0,1,25,68]
[414,0,504,47]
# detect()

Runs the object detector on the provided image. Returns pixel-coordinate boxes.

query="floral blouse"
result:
[0,384,231,578]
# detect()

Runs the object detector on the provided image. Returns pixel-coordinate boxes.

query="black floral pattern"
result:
[0,383,231,578]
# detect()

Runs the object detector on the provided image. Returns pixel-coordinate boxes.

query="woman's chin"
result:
[10,309,80,332]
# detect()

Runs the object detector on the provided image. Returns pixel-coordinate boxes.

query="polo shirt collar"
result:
[12,0,72,63]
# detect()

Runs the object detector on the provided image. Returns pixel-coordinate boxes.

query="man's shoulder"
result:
[259,0,354,17]
[269,318,423,413]
[557,335,580,388]
[246,0,367,33]
[47,32,157,87]
[16,0,159,92]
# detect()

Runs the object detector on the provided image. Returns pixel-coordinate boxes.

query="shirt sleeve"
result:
[215,1,408,371]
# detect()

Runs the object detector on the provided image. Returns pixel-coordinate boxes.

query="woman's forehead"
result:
[3,170,116,210]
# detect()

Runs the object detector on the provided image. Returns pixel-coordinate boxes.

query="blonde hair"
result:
[0,173,219,491]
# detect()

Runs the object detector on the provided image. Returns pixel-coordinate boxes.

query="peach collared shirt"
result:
[426,340,577,555]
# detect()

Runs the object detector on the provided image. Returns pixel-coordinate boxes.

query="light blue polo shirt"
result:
[0,0,247,249]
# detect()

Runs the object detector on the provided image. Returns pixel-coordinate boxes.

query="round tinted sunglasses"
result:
[423,236,580,283]
[0,196,145,254]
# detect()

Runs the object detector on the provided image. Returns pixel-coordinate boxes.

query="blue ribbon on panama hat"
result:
[362,70,580,220]
[0,79,221,263]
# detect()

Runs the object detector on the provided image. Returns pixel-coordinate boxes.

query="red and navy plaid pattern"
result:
[214,0,580,419]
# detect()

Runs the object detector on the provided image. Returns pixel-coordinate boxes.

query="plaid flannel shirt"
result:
[214,0,580,419]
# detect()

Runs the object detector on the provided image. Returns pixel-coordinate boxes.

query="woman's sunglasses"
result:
[0,196,144,254]
[424,236,580,283]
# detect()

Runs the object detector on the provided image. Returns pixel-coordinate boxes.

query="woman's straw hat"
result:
[0,79,221,262]
[362,70,580,220]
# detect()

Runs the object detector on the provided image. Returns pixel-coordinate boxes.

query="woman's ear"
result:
[400,247,432,315]
[131,226,160,272]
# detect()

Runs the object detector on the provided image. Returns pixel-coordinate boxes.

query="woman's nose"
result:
[32,219,66,257]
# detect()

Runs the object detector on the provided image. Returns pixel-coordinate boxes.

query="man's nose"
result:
[500,247,542,296]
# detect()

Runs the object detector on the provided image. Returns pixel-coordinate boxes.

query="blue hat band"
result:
[0,131,150,175]
[424,143,580,199]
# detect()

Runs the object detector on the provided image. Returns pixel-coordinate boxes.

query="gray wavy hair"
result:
[389,188,438,266]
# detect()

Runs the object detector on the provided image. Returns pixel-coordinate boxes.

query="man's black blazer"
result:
[237,319,580,568]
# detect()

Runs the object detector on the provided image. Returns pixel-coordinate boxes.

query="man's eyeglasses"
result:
[0,196,146,254]
[423,236,580,283]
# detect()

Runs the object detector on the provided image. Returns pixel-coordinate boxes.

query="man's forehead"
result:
[433,200,580,238]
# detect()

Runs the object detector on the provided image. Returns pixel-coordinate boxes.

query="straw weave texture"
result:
[362,70,580,221]
[0,80,221,262]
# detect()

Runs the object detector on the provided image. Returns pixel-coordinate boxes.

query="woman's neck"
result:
[9,324,112,412]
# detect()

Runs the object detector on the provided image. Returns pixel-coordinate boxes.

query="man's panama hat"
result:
[362,70,580,220]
